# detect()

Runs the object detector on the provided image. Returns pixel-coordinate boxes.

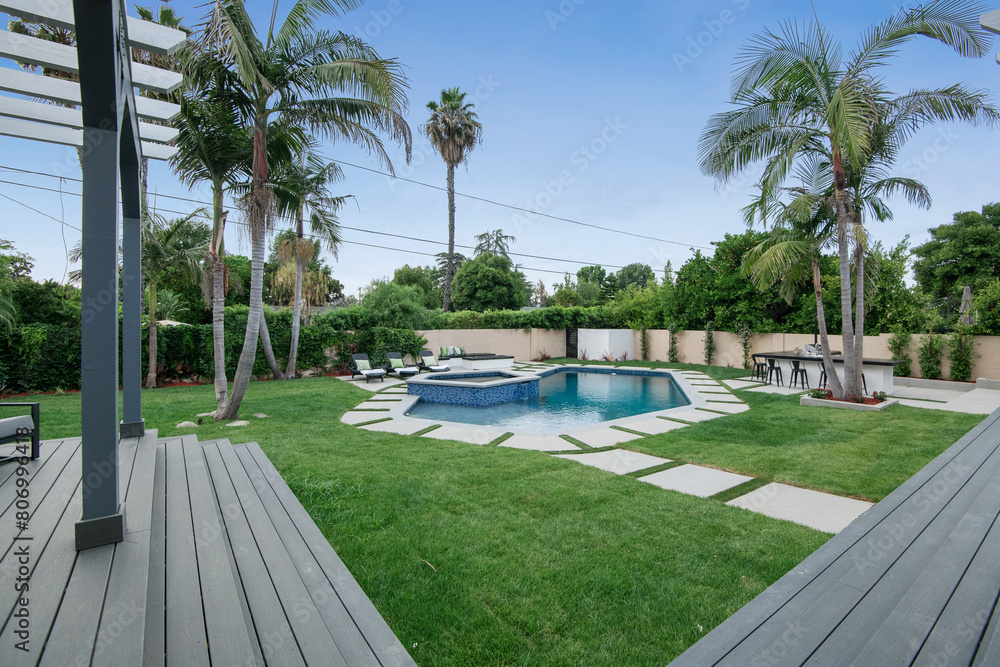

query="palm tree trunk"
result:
[218,223,264,419]
[852,240,866,393]
[286,208,305,378]
[258,310,286,379]
[813,258,843,397]
[211,188,228,413]
[442,163,456,312]
[146,282,158,389]
[837,204,859,399]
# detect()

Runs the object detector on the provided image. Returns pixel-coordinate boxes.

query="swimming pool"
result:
[404,368,691,430]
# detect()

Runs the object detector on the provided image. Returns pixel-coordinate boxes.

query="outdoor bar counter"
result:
[761,350,903,394]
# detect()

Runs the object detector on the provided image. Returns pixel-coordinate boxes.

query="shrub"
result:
[668,327,679,363]
[917,333,945,380]
[738,323,753,370]
[703,322,715,366]
[948,330,978,382]
[809,388,833,400]
[639,327,649,361]
[887,332,912,377]
[872,391,888,402]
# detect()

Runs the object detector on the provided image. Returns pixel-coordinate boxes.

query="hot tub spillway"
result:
[407,371,540,407]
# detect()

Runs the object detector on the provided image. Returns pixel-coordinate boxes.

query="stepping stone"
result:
[704,394,745,403]
[253,413,269,418]
[226,420,250,427]
[639,464,753,497]
[341,411,383,425]
[555,449,671,475]
[422,424,506,445]
[689,380,721,386]
[197,411,216,418]
[176,421,198,428]
[500,435,579,452]
[618,366,652,371]
[727,483,874,534]
[666,409,724,423]
[380,388,408,394]
[572,427,644,448]
[626,418,689,435]
[703,403,750,414]
[359,419,428,435]
[696,388,733,394]
[723,379,764,390]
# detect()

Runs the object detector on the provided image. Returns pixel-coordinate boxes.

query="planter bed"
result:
[800,395,899,412]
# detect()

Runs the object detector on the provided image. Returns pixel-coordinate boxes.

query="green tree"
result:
[361,280,430,329]
[473,229,515,258]
[424,88,483,311]
[614,263,655,290]
[392,264,442,309]
[699,2,996,397]
[201,0,411,419]
[577,265,607,286]
[913,203,1000,306]
[451,252,527,312]
[272,152,345,377]
[140,213,209,388]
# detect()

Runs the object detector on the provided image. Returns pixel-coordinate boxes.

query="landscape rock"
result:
[301,370,316,378]
[176,421,199,428]
[226,420,251,426]
[253,413,268,419]
[197,412,216,418]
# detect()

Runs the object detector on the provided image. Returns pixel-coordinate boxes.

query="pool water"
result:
[405,369,690,430]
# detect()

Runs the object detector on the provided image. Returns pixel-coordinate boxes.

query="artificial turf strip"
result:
[352,417,393,427]
[625,461,685,478]
[708,477,772,504]
[411,424,442,437]
[3,375,981,665]
[488,432,514,446]
[559,434,591,449]
[610,425,653,437]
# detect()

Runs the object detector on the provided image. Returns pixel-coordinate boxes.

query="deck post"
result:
[74,0,141,550]
[120,127,144,438]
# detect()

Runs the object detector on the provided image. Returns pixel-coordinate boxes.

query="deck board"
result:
[0,431,415,666]
[669,408,1000,666]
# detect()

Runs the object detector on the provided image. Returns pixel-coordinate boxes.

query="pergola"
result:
[982,9,1000,62]
[0,0,185,549]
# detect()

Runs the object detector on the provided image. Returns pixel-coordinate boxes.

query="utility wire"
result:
[0,163,712,250]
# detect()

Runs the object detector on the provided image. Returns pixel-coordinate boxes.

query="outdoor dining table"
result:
[759,350,904,394]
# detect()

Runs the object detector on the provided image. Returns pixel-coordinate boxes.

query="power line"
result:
[0,162,712,251]
[0,176,642,274]
[0,190,81,231]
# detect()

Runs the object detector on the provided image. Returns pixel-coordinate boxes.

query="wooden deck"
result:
[0,431,416,666]
[670,407,1000,666]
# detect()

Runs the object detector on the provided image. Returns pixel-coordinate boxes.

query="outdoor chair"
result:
[766,358,783,386]
[0,402,39,464]
[384,352,420,379]
[790,359,809,389]
[751,354,767,382]
[417,350,450,373]
[350,354,387,383]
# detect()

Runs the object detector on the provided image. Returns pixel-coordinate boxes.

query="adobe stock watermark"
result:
[673,0,752,73]
[352,0,404,39]
[901,127,959,179]
[546,0,586,31]
[509,117,627,235]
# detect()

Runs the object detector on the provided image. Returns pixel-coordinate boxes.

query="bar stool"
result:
[790,359,809,389]
[751,354,767,382]
[766,357,783,386]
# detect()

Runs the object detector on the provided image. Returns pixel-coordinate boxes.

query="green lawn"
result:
[3,372,982,665]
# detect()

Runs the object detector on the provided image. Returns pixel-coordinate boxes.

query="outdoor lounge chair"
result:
[384,352,420,379]
[350,354,387,383]
[417,350,450,372]
[0,402,39,464]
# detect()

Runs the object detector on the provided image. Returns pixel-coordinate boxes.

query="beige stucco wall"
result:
[416,328,566,362]
[413,327,1000,379]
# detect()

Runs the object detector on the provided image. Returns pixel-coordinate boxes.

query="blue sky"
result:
[2,0,999,300]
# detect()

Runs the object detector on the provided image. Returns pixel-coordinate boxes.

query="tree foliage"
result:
[450,252,528,312]
[913,203,1000,305]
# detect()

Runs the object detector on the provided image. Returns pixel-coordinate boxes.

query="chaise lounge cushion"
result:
[0,415,34,441]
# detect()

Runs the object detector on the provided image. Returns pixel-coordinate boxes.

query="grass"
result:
[3,372,983,665]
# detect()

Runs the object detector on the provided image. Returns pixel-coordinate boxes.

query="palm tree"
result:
[424,87,482,312]
[201,0,411,419]
[699,1,996,398]
[272,152,347,377]
[141,212,208,388]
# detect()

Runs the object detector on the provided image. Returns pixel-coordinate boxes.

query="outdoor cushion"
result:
[0,415,33,440]
[390,357,404,369]
[448,345,459,356]
[457,346,465,355]
[439,346,447,358]
[356,359,371,371]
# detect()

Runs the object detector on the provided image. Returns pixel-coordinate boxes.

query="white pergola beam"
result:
[0,67,181,122]
[0,0,186,55]
[981,9,1000,34]
[0,31,183,94]
[0,96,179,143]
[0,115,176,160]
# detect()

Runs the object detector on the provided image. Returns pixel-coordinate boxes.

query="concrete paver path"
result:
[726,482,873,534]
[639,464,752,498]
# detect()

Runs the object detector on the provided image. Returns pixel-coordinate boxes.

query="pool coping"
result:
[344,365,715,438]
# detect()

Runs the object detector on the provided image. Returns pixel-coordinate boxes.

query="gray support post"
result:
[120,123,144,438]
[74,0,131,550]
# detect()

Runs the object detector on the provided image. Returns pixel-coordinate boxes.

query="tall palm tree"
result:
[424,87,482,312]
[141,212,208,388]
[201,0,411,419]
[699,1,996,398]
[272,152,347,377]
